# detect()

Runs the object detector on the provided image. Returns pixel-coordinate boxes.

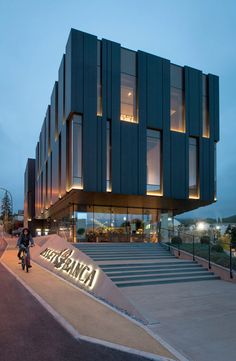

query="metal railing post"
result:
[208,243,211,269]
[193,235,195,261]
[230,243,233,279]
[178,243,180,257]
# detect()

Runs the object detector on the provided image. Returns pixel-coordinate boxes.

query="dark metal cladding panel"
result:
[171,132,187,199]
[214,76,220,142]
[96,118,102,191]
[50,82,58,145]
[101,40,107,119]
[42,119,46,165]
[65,29,84,119]
[83,33,97,192]
[137,51,147,195]
[47,154,52,207]
[162,59,171,198]
[199,138,210,201]
[45,105,51,156]
[99,40,108,193]
[60,123,67,197]
[51,140,59,204]
[110,41,121,193]
[146,54,163,129]
[209,74,220,142]
[120,122,139,194]
[104,40,112,119]
[58,55,65,133]
[42,164,46,210]
[185,66,202,137]
[209,139,215,201]
[101,117,107,192]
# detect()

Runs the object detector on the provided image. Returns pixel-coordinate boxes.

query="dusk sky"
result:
[0,0,235,219]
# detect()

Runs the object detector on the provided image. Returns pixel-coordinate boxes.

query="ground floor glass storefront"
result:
[55,205,161,242]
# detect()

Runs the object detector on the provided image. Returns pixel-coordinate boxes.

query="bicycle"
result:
[21,245,33,273]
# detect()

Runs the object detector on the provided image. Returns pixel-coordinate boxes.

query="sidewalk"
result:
[1,240,178,361]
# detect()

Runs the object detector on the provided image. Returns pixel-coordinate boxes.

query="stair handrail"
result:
[158,227,234,279]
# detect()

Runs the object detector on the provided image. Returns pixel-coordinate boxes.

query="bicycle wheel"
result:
[21,257,25,271]
[25,257,29,273]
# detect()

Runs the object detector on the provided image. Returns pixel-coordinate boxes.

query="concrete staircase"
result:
[75,243,220,287]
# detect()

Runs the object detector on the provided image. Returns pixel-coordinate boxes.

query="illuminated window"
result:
[97,40,102,116]
[120,48,137,123]
[170,64,185,132]
[147,129,161,195]
[189,137,199,198]
[69,115,83,190]
[202,75,210,138]
[106,121,111,191]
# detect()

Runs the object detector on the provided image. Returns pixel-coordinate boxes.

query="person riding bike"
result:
[17,228,34,268]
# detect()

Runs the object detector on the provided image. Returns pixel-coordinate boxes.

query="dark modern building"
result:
[24,28,219,241]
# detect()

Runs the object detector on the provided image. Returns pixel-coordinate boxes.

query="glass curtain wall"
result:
[72,206,160,243]
[170,64,185,132]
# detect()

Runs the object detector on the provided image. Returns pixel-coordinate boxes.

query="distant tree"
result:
[230,227,236,246]
[1,191,12,221]
[225,224,232,235]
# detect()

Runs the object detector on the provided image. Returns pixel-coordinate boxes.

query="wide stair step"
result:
[75,243,220,287]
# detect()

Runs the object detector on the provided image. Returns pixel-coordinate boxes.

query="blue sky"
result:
[0,0,235,219]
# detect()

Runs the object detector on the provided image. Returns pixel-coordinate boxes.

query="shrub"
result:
[200,236,210,245]
[77,228,85,235]
[211,244,224,253]
[171,236,182,245]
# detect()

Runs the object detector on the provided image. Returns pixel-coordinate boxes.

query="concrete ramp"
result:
[31,235,143,320]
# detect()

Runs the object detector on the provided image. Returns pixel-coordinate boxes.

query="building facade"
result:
[24,28,219,241]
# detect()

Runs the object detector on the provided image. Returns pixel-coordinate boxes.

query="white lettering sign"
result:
[40,248,99,289]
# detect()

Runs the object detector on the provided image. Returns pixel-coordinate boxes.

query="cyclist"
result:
[17,228,34,268]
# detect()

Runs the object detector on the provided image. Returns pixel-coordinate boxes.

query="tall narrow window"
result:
[97,40,102,116]
[147,129,161,195]
[189,137,199,198]
[120,48,137,123]
[69,115,83,190]
[106,121,111,192]
[170,64,185,132]
[202,75,210,138]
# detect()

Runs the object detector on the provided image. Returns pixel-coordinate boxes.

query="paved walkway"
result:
[0,239,177,361]
[123,280,236,361]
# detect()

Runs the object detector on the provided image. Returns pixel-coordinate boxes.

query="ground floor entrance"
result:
[47,205,167,243]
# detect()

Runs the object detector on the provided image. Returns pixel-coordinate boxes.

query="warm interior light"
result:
[189,195,200,200]
[146,191,163,197]
[67,185,84,192]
